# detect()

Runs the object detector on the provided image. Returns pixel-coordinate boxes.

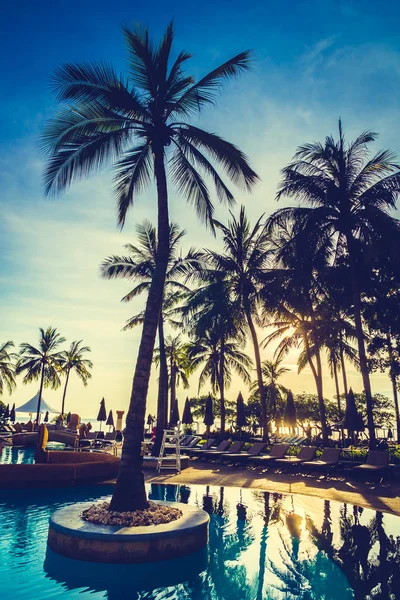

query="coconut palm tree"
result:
[270,120,400,447]
[200,207,271,438]
[59,340,93,415]
[186,327,252,433]
[250,357,289,414]
[154,335,191,424]
[16,327,66,423]
[0,341,18,396]
[101,221,199,452]
[42,22,258,510]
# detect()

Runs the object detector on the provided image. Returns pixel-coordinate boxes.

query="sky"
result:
[1,0,399,420]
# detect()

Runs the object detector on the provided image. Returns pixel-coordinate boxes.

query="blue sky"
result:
[1,0,399,419]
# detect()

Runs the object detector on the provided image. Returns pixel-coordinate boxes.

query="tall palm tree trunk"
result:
[110,146,170,511]
[61,367,70,416]
[219,339,226,433]
[169,361,177,425]
[332,358,344,445]
[246,310,268,442]
[152,314,168,456]
[347,238,376,448]
[339,338,349,398]
[36,363,45,426]
[387,333,400,443]
[304,335,328,443]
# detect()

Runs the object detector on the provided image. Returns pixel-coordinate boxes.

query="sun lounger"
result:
[215,441,245,461]
[250,443,290,467]
[185,438,216,456]
[275,446,317,469]
[351,450,389,482]
[301,448,341,477]
[224,442,267,464]
[199,439,232,459]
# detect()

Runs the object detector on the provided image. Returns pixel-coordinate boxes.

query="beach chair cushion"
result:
[276,446,317,465]
[251,443,290,462]
[227,442,267,460]
[302,448,341,468]
[354,450,389,471]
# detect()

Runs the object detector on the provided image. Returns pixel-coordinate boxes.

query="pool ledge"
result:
[47,499,209,563]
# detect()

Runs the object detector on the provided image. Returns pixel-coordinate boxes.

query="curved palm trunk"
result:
[387,333,400,443]
[152,314,168,456]
[332,357,344,445]
[347,237,376,448]
[304,334,328,443]
[110,146,169,511]
[61,367,71,416]
[246,310,268,442]
[219,338,226,433]
[36,363,45,426]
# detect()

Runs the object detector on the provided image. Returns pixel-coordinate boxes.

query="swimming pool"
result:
[0,482,399,599]
[0,444,66,464]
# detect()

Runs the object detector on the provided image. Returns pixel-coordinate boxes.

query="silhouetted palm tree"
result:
[16,327,66,423]
[154,335,191,424]
[270,120,400,447]
[59,340,93,415]
[0,341,18,396]
[201,207,271,438]
[250,357,289,417]
[42,21,258,510]
[101,221,198,451]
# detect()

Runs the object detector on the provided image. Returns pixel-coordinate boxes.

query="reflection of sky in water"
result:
[0,482,399,599]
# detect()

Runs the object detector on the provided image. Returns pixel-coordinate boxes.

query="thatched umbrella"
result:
[203,394,214,438]
[4,404,10,420]
[170,399,180,427]
[106,410,114,431]
[9,403,16,423]
[343,388,364,440]
[182,397,193,425]
[97,398,107,431]
[284,390,297,433]
[236,392,247,438]
[44,411,49,423]
[388,427,393,440]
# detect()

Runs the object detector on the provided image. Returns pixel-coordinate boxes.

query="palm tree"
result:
[270,120,400,447]
[59,340,93,415]
[154,335,191,424]
[251,357,289,417]
[0,341,18,396]
[42,22,258,510]
[16,327,66,423]
[201,207,271,438]
[101,221,199,452]
[182,276,247,432]
[186,328,252,432]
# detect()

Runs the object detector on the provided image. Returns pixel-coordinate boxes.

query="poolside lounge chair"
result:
[250,443,290,467]
[274,446,317,469]
[185,438,216,456]
[223,442,267,465]
[199,439,232,459]
[351,450,389,482]
[301,448,341,477]
[215,441,245,461]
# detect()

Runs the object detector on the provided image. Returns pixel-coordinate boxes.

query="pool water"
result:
[0,482,399,600]
[0,444,66,464]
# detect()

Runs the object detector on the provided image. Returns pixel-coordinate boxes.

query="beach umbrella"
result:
[236,392,247,437]
[44,411,49,423]
[182,397,193,425]
[284,390,297,432]
[106,410,114,431]
[343,388,364,435]
[9,404,16,423]
[388,427,393,439]
[203,394,214,437]
[4,404,10,420]
[170,399,180,427]
[97,398,107,431]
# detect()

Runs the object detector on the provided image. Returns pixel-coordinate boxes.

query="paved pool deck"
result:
[142,461,400,516]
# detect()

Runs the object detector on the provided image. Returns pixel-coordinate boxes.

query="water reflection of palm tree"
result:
[256,491,270,600]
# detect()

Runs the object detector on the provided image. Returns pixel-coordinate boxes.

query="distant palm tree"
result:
[270,120,400,447]
[59,340,93,415]
[0,341,18,395]
[43,22,258,510]
[154,335,191,424]
[250,357,289,417]
[16,327,66,423]
[201,207,271,438]
[186,328,252,431]
[101,221,198,451]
